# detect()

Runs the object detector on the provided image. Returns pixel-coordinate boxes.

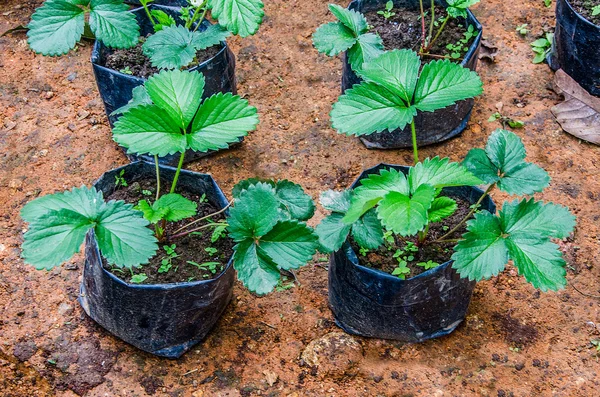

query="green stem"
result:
[141,1,157,27]
[170,152,186,194]
[154,155,161,202]
[187,0,208,30]
[433,183,496,243]
[427,15,449,50]
[428,0,435,45]
[171,222,228,240]
[192,8,209,32]
[410,120,419,165]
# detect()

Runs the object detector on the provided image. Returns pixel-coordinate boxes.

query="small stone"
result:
[67,123,76,131]
[191,391,204,397]
[390,371,399,379]
[515,363,525,371]
[67,72,77,82]
[77,110,90,120]
[45,91,54,100]
[300,332,363,379]
[373,375,383,383]
[38,149,48,157]
[58,302,73,316]
[8,179,22,189]
[4,120,16,130]
[264,370,278,386]
[65,263,78,271]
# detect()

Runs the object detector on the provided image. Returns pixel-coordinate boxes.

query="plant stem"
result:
[141,1,157,27]
[419,0,426,51]
[172,201,232,234]
[154,155,161,202]
[433,183,496,243]
[192,8,209,32]
[428,0,435,46]
[171,222,228,240]
[427,15,449,50]
[410,120,419,164]
[170,152,186,194]
[418,52,453,60]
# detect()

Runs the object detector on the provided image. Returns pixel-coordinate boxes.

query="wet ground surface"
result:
[1,0,599,396]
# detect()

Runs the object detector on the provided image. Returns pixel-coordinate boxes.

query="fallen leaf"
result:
[478,39,498,62]
[263,370,278,386]
[551,69,600,145]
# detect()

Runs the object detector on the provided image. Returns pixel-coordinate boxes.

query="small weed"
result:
[130,273,148,283]
[115,169,128,187]
[377,1,396,20]
[416,260,440,270]
[446,25,477,59]
[516,24,529,35]
[488,112,525,129]
[142,189,153,196]
[544,0,552,7]
[359,247,369,256]
[205,247,218,256]
[187,260,221,277]
[119,66,133,75]
[530,33,553,64]
[158,244,178,273]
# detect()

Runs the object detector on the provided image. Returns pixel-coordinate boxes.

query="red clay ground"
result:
[1,0,599,396]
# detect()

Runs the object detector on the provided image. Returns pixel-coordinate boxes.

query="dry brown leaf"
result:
[551,69,600,145]
[478,39,498,62]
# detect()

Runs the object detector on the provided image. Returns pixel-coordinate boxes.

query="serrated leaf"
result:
[357,49,421,104]
[259,220,318,270]
[110,85,153,116]
[227,182,280,241]
[452,211,508,280]
[331,81,417,136]
[312,22,356,56]
[208,0,264,37]
[192,23,231,50]
[145,69,205,128]
[315,213,351,253]
[142,25,200,70]
[275,180,315,221]
[27,0,85,56]
[347,33,384,71]
[233,239,280,295]
[497,162,550,195]
[428,197,457,223]
[505,237,566,291]
[328,4,367,35]
[189,92,259,152]
[232,178,274,198]
[112,104,186,156]
[462,148,500,184]
[319,190,351,213]
[500,198,575,240]
[153,193,197,222]
[21,185,104,223]
[408,157,482,192]
[343,168,410,223]
[135,199,166,223]
[351,209,383,249]
[89,0,139,49]
[485,128,526,171]
[377,184,436,236]
[447,0,479,18]
[414,59,483,112]
[150,9,176,30]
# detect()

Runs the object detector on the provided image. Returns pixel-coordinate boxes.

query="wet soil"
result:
[102,178,233,285]
[570,0,600,25]
[350,195,471,278]
[365,6,475,62]
[104,36,221,79]
[1,0,600,396]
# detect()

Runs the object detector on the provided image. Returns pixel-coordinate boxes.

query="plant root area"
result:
[1,0,599,396]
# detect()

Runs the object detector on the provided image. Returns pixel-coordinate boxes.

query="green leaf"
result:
[21,185,104,223]
[145,69,205,128]
[319,190,351,213]
[506,237,566,291]
[233,239,280,295]
[428,197,457,223]
[446,0,480,18]
[357,49,421,104]
[408,157,482,192]
[208,0,265,37]
[192,23,231,50]
[328,4,368,35]
[135,199,166,224]
[89,0,139,49]
[227,182,280,241]
[112,104,186,157]
[130,273,148,283]
[315,213,351,253]
[110,86,153,116]
[330,81,417,136]
[150,9,176,30]
[22,209,94,270]
[462,148,500,185]
[142,25,200,70]
[343,168,410,224]
[189,92,259,152]
[351,209,383,249]
[485,128,526,171]
[232,178,273,198]
[414,59,483,112]
[497,162,550,195]
[451,211,508,280]
[347,33,384,71]
[153,193,197,222]
[259,220,318,270]
[377,184,436,236]
[500,199,575,240]
[27,0,86,56]
[312,22,357,56]
[275,180,315,221]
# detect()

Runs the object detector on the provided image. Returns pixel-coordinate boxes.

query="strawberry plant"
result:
[329,49,483,163]
[312,4,384,72]
[316,129,575,291]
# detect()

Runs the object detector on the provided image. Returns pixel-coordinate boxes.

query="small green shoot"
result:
[488,112,525,129]
[187,260,221,276]
[591,340,600,352]
[417,260,439,270]
[359,247,369,256]
[115,169,128,187]
[205,247,218,256]
[392,262,411,279]
[377,1,396,20]
[516,24,529,36]
[130,273,148,283]
[544,0,552,7]
[158,244,178,273]
[142,189,153,196]
[119,66,133,75]
[530,33,553,64]
[593,5,600,16]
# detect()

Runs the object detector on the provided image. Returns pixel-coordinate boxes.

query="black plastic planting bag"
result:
[328,164,495,342]
[91,4,237,166]
[549,0,600,96]
[125,0,188,5]
[342,0,482,149]
[79,161,235,358]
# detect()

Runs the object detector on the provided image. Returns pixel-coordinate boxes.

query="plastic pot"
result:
[78,161,235,358]
[125,0,188,5]
[342,0,482,149]
[549,0,600,96]
[328,163,495,342]
[91,4,237,166]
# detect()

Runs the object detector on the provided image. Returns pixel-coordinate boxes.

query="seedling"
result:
[530,33,553,64]
[312,4,384,71]
[544,0,552,7]
[445,25,478,59]
[205,247,218,256]
[316,129,575,291]
[594,6,600,16]
[516,24,529,36]
[359,247,369,256]
[158,244,178,273]
[188,260,221,277]
[120,66,133,75]
[330,49,483,164]
[392,261,411,279]
[28,0,265,71]
[115,169,128,187]
[591,340,600,353]
[417,260,439,270]
[131,274,148,283]
[488,112,525,129]
[378,1,396,20]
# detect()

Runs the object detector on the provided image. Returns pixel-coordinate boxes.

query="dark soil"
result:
[102,178,234,285]
[104,36,222,79]
[365,6,476,63]
[350,194,472,279]
[569,0,600,25]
